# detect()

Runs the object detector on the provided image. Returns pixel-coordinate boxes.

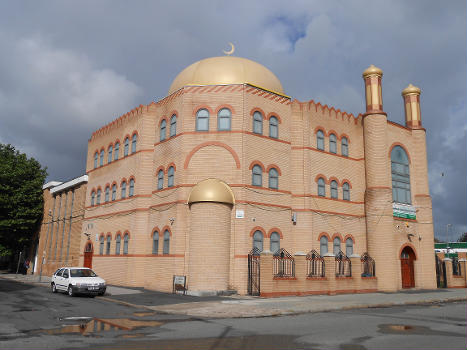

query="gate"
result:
[247,248,261,296]
[435,255,447,288]
[83,242,93,269]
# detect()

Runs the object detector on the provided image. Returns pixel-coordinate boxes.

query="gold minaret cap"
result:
[362,64,383,78]
[402,84,421,96]
[188,178,235,205]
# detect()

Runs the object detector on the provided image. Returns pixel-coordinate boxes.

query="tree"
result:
[458,232,467,243]
[0,144,47,257]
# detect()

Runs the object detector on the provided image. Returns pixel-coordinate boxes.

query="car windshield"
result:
[70,269,97,278]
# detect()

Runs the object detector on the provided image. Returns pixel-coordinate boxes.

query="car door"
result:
[54,268,64,290]
[61,269,70,290]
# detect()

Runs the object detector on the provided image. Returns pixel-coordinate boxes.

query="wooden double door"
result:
[401,246,415,288]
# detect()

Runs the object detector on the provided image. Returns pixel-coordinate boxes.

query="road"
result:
[0,279,465,349]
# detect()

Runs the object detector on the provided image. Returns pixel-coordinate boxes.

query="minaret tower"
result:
[362,65,398,291]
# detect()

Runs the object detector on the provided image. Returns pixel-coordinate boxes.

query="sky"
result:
[0,0,465,240]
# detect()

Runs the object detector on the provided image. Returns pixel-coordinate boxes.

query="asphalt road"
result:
[0,279,465,350]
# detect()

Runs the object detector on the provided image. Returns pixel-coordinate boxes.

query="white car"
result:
[51,267,106,297]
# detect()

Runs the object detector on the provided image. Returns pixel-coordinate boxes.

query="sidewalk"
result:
[1,272,465,318]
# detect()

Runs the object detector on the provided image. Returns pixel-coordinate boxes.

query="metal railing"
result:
[335,251,351,277]
[306,250,325,277]
[273,248,295,277]
[361,252,376,277]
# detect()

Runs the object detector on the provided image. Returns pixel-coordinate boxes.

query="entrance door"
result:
[248,248,261,296]
[83,242,93,269]
[401,246,415,288]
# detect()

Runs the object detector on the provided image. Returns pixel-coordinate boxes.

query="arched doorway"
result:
[400,246,416,288]
[83,242,93,269]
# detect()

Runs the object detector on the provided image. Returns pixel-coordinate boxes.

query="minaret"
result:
[402,84,422,129]
[362,65,398,291]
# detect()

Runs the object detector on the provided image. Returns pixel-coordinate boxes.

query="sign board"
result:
[393,203,416,220]
[235,209,244,219]
[173,275,186,295]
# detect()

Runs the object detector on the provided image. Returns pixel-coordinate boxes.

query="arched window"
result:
[160,119,167,141]
[343,182,350,201]
[115,234,121,255]
[124,137,129,156]
[99,235,104,255]
[333,237,341,255]
[96,189,101,205]
[163,230,170,255]
[99,149,104,166]
[269,116,278,139]
[320,236,328,255]
[94,152,98,169]
[330,180,338,199]
[345,238,354,256]
[152,233,159,254]
[129,178,135,197]
[391,146,411,204]
[253,231,263,252]
[123,233,129,255]
[341,137,348,157]
[217,108,231,131]
[131,134,137,153]
[157,170,164,190]
[317,130,325,150]
[170,114,177,137]
[108,145,113,163]
[252,165,262,187]
[318,178,325,197]
[167,166,175,187]
[253,111,263,134]
[106,235,111,255]
[268,168,279,189]
[196,109,209,131]
[121,181,127,199]
[105,186,110,202]
[111,184,117,201]
[91,191,95,206]
[270,232,280,254]
[329,134,337,154]
[114,142,120,160]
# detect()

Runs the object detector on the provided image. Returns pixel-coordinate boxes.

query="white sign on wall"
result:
[235,209,245,219]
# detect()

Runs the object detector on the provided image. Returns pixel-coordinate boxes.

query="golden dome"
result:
[187,178,235,205]
[168,56,284,95]
[362,64,383,78]
[402,84,421,96]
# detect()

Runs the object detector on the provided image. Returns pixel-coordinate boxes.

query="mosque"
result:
[35,53,439,296]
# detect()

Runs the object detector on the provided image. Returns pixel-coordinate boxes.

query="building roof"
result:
[187,178,235,205]
[49,175,88,194]
[168,56,284,95]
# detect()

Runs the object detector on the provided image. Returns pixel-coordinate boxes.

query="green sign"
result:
[393,203,416,220]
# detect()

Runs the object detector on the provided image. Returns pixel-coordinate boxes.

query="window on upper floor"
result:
[341,137,348,157]
[108,145,113,163]
[106,235,111,255]
[320,236,328,255]
[196,109,209,131]
[253,231,263,252]
[131,134,137,153]
[345,238,354,256]
[317,130,325,150]
[170,115,177,137]
[123,233,129,254]
[343,182,350,201]
[121,181,127,199]
[167,166,175,188]
[318,178,325,197]
[94,152,98,169]
[91,191,95,206]
[99,236,104,255]
[253,111,263,135]
[218,108,231,131]
[330,180,338,199]
[157,170,164,190]
[160,119,167,141]
[252,165,262,187]
[268,168,279,189]
[163,230,170,255]
[333,237,341,255]
[115,234,121,255]
[111,184,117,201]
[329,134,337,154]
[391,146,411,204]
[96,189,101,204]
[152,232,159,255]
[270,232,280,254]
[99,150,104,166]
[114,142,120,160]
[129,178,135,197]
[105,186,110,202]
[269,116,278,139]
[124,138,129,156]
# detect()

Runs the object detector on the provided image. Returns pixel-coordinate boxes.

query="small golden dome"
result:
[188,178,235,205]
[168,56,284,95]
[362,64,383,78]
[402,84,421,96]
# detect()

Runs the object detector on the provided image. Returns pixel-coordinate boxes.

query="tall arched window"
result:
[114,142,120,160]
[196,109,209,131]
[96,189,101,205]
[121,181,127,199]
[129,178,135,197]
[105,186,110,202]
[94,152,98,169]
[163,230,170,255]
[329,134,337,154]
[91,191,96,206]
[99,149,104,166]
[341,137,348,157]
[269,116,278,139]
[124,137,129,156]
[106,235,111,255]
[268,168,279,189]
[330,180,338,199]
[320,236,328,255]
[131,134,137,153]
[152,232,159,255]
[391,146,411,204]
[317,130,325,150]
[343,182,350,201]
[217,108,231,131]
[115,234,121,255]
[318,178,325,197]
[157,170,164,190]
[252,165,262,187]
[111,184,117,201]
[253,111,263,134]
[333,237,341,255]
[170,114,177,137]
[345,238,354,256]
[160,119,167,141]
[108,145,113,163]
[99,236,104,255]
[270,232,280,254]
[253,231,263,252]
[123,233,129,254]
[167,166,175,187]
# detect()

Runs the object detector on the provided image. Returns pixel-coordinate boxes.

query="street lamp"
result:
[446,224,452,257]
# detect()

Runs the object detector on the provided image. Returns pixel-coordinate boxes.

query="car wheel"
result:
[51,283,57,293]
[67,285,74,297]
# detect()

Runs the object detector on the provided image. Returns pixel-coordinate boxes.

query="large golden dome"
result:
[168,56,284,95]
[187,178,235,205]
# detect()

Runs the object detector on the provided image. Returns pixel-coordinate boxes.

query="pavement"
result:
[1,272,465,318]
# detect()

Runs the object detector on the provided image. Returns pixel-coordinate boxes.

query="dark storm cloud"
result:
[0,0,464,239]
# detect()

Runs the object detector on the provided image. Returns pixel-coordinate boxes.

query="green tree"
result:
[458,232,467,242]
[0,144,47,257]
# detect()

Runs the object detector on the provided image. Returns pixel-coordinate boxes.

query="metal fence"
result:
[360,252,376,277]
[335,251,351,277]
[273,248,295,277]
[306,250,325,277]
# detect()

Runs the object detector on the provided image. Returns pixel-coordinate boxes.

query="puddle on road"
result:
[387,325,414,331]
[132,312,156,317]
[379,324,465,338]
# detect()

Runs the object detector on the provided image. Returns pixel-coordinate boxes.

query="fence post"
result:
[443,258,452,288]
[458,258,467,287]
[259,250,273,296]
[294,252,306,293]
[323,252,336,295]
[350,254,362,292]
